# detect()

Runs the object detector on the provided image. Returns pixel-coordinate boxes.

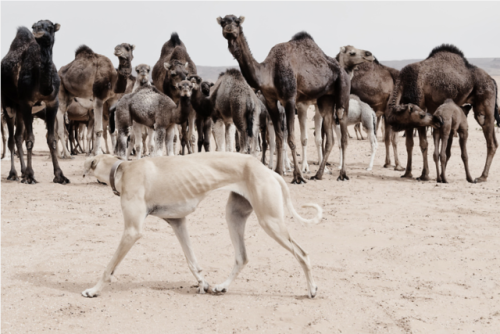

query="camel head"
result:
[176,80,195,98]
[164,60,189,88]
[114,43,135,62]
[217,15,245,40]
[32,20,60,46]
[391,104,442,130]
[135,64,150,85]
[201,81,215,96]
[338,46,374,70]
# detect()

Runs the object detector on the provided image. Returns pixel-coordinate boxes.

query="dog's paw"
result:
[197,281,209,294]
[212,284,227,295]
[82,288,100,298]
[308,285,318,299]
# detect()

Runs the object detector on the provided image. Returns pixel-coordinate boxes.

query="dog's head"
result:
[83,156,100,178]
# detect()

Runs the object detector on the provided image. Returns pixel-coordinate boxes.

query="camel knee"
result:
[302,138,307,147]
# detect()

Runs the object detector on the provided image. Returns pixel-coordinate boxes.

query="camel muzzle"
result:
[33,31,45,38]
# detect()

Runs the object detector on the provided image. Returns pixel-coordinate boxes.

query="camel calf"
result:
[431,99,473,183]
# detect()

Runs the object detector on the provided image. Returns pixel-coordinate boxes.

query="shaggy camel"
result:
[81,153,322,298]
[350,57,404,171]
[390,44,499,183]
[57,43,134,157]
[334,95,378,171]
[115,69,196,159]
[208,69,261,155]
[188,78,214,152]
[427,99,474,183]
[1,21,69,184]
[152,33,197,154]
[218,15,372,182]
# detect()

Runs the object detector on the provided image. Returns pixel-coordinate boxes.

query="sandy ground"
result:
[2,87,500,333]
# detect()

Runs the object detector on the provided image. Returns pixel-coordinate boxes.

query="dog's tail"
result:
[273,173,323,224]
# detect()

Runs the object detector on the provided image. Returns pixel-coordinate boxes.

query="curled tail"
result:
[273,173,322,224]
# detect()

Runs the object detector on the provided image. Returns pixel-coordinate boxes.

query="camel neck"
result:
[114,59,132,94]
[37,40,55,96]
[176,95,192,123]
[230,31,262,89]
[338,56,356,79]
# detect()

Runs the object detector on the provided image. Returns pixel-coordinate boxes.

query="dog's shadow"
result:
[14,271,194,296]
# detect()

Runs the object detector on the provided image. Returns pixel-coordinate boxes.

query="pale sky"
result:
[2,1,499,70]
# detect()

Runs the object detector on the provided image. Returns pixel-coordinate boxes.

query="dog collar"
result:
[110,160,124,196]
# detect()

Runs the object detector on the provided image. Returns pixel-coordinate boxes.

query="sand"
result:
[2,85,500,333]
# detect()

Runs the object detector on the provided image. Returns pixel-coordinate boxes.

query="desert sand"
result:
[2,83,500,333]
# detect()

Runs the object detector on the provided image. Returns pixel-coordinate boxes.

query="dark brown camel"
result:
[217,15,367,183]
[350,58,405,171]
[390,44,499,183]
[152,32,197,154]
[1,21,69,184]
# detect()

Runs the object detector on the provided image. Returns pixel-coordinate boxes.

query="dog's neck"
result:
[93,155,124,194]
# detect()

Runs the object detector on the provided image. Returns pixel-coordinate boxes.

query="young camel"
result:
[430,99,473,183]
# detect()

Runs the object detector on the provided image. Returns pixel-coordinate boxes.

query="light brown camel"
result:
[57,43,134,157]
[350,58,405,171]
[218,15,370,183]
[390,44,499,183]
[152,33,197,154]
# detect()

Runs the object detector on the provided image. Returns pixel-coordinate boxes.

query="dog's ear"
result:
[83,156,97,178]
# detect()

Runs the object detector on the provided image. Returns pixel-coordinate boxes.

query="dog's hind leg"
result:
[167,218,210,294]
[212,192,253,294]
[82,202,147,298]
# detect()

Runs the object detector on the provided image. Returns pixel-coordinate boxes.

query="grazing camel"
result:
[334,95,378,171]
[350,57,404,171]
[152,32,197,154]
[1,21,69,184]
[427,99,473,183]
[390,44,499,183]
[218,15,372,182]
[208,69,261,155]
[57,43,134,157]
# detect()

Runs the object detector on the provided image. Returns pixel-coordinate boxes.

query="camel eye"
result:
[420,114,425,119]
[350,52,356,56]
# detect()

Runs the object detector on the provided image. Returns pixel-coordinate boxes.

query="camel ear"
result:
[54,23,61,32]
[393,104,407,113]
[146,65,151,72]
[164,62,171,70]
[408,104,414,113]
[340,46,346,53]
[131,44,136,51]
[185,62,189,69]
[217,17,223,26]
[239,16,245,24]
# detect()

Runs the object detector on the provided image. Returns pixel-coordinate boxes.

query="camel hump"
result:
[170,32,181,47]
[75,45,94,57]
[291,31,314,42]
[8,27,34,51]
[224,68,243,78]
[427,44,474,68]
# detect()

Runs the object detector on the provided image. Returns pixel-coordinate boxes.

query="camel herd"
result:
[1,16,499,185]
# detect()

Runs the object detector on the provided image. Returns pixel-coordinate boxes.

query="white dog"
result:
[82,153,322,298]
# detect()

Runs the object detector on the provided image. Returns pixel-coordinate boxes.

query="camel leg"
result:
[337,110,349,181]
[433,130,441,183]
[196,117,204,153]
[87,119,94,156]
[354,123,364,140]
[45,101,69,184]
[297,102,310,173]
[416,127,431,181]
[212,192,252,294]
[82,201,146,298]
[213,119,225,152]
[92,98,104,156]
[56,109,72,159]
[311,109,335,181]
[284,100,306,184]
[367,125,378,171]
[102,117,110,154]
[267,119,276,169]
[260,122,268,165]
[115,125,129,160]
[401,128,414,179]
[226,123,235,152]
[154,126,166,157]
[334,123,342,170]
[1,116,6,160]
[203,118,212,152]
[266,99,285,176]
[133,124,143,159]
[6,112,19,180]
[283,138,292,173]
[165,124,176,156]
[14,112,26,177]
[473,107,498,183]
[375,115,383,138]
[313,107,325,169]
[458,129,474,183]
[439,134,450,183]
[391,126,405,171]
[146,127,155,157]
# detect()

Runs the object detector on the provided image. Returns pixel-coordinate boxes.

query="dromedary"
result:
[152,32,197,154]
[188,78,214,152]
[218,15,372,182]
[350,57,404,171]
[390,44,499,183]
[1,21,69,184]
[57,43,134,157]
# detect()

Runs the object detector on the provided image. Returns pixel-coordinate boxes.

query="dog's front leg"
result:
[82,203,146,298]
[167,218,210,294]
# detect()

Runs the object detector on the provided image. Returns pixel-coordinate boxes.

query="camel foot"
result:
[21,175,38,184]
[309,173,323,181]
[466,177,476,184]
[474,176,487,183]
[53,172,70,185]
[383,163,392,168]
[416,174,431,181]
[394,165,405,172]
[7,171,19,181]
[60,154,75,160]
[337,171,349,181]
[401,172,413,179]
[292,173,307,184]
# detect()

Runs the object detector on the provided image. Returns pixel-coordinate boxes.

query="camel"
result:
[334,95,378,171]
[429,99,473,183]
[218,15,372,182]
[350,57,404,171]
[57,43,134,157]
[390,44,499,183]
[1,21,69,184]
[115,67,196,159]
[187,78,214,152]
[152,33,197,154]
[207,69,261,155]
[65,99,94,154]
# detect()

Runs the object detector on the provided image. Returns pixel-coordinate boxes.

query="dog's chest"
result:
[147,197,204,219]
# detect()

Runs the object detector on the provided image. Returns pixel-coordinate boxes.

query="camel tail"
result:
[372,111,377,137]
[273,173,323,225]
[109,105,116,134]
[492,78,499,127]
[246,99,255,138]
